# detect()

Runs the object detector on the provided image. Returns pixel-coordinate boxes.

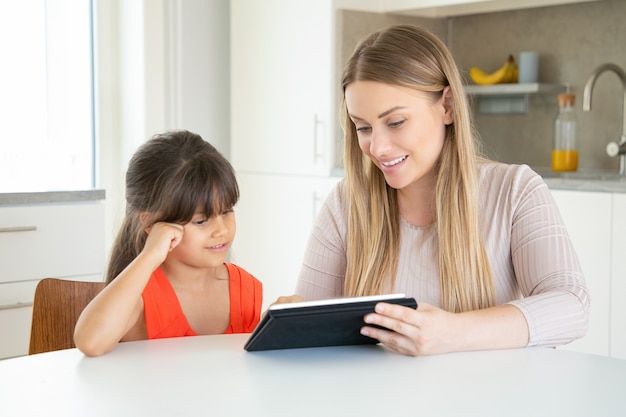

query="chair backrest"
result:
[29,278,105,355]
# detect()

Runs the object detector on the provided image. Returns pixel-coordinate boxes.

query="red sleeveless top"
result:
[142,263,263,339]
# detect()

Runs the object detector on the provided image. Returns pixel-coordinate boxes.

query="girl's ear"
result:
[139,212,152,233]
[441,86,454,126]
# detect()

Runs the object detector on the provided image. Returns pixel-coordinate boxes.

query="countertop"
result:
[0,189,105,205]
[535,169,626,193]
[331,167,626,193]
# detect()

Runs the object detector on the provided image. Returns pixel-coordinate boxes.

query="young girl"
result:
[74,130,262,356]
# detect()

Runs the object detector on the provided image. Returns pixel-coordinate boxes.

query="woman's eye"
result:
[389,120,404,128]
[355,126,371,133]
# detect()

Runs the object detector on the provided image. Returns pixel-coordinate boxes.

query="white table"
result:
[1,334,625,416]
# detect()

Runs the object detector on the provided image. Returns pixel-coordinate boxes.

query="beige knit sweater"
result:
[295,162,590,347]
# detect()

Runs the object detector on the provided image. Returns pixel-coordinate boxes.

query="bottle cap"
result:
[558,93,575,108]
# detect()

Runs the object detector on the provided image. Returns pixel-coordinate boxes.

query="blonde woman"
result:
[277,25,589,356]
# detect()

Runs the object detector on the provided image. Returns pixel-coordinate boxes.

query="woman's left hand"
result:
[361,302,460,356]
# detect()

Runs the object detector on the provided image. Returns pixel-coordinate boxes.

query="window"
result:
[0,0,94,193]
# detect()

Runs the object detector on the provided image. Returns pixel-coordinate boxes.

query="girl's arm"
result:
[74,223,183,356]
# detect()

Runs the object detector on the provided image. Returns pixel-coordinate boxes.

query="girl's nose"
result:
[211,215,228,237]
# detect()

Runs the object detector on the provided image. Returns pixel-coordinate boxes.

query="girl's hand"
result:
[141,222,184,265]
[360,302,459,356]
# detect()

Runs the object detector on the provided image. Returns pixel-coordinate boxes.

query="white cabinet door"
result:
[551,190,612,356]
[0,199,105,359]
[611,193,626,359]
[230,0,334,176]
[335,0,604,17]
[0,306,32,359]
[0,201,105,283]
[232,173,341,310]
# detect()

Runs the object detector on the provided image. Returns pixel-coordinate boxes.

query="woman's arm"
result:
[506,167,590,346]
[364,166,589,356]
[74,222,183,356]
[361,302,528,356]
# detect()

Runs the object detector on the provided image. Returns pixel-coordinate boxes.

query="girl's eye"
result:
[222,208,234,216]
[193,218,208,225]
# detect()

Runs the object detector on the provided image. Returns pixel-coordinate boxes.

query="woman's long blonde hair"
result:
[341,25,495,313]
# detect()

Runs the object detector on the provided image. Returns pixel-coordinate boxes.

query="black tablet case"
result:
[244,295,417,351]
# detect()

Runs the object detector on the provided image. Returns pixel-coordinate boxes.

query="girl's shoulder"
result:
[225,263,261,283]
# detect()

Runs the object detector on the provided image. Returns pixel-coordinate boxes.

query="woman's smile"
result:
[381,155,408,167]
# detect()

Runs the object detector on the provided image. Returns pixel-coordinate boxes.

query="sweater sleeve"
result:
[295,181,348,300]
[504,165,590,347]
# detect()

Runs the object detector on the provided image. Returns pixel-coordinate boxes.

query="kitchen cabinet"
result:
[230,0,339,309]
[0,283,34,361]
[335,0,605,18]
[232,173,341,310]
[550,190,611,356]
[611,193,626,359]
[230,0,334,177]
[0,195,105,358]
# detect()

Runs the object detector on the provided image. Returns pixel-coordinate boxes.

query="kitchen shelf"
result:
[464,83,568,114]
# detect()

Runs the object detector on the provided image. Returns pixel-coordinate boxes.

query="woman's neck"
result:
[397,176,437,227]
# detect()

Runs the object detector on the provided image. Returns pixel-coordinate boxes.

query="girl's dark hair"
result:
[106,130,239,283]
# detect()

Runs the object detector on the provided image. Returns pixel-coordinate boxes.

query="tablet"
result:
[243,293,418,352]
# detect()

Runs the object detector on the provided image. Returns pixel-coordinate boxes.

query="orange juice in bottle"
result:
[552,149,578,172]
[552,93,578,172]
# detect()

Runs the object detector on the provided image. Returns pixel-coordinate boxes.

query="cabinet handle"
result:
[312,191,324,221]
[0,226,37,233]
[0,301,33,311]
[313,113,325,164]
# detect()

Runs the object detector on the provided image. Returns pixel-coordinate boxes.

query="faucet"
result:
[582,63,626,175]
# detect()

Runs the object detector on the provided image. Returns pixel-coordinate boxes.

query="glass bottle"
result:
[552,93,578,172]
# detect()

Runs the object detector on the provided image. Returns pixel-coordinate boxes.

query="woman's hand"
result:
[361,302,528,356]
[260,295,305,319]
[361,302,459,356]
[270,294,305,307]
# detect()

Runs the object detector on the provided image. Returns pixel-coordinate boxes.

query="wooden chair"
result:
[29,278,105,355]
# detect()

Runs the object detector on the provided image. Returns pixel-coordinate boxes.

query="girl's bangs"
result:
[163,161,238,223]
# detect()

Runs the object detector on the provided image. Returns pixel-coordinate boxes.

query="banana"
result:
[469,55,519,85]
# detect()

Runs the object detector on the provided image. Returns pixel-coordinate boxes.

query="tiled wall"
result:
[338,0,626,173]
